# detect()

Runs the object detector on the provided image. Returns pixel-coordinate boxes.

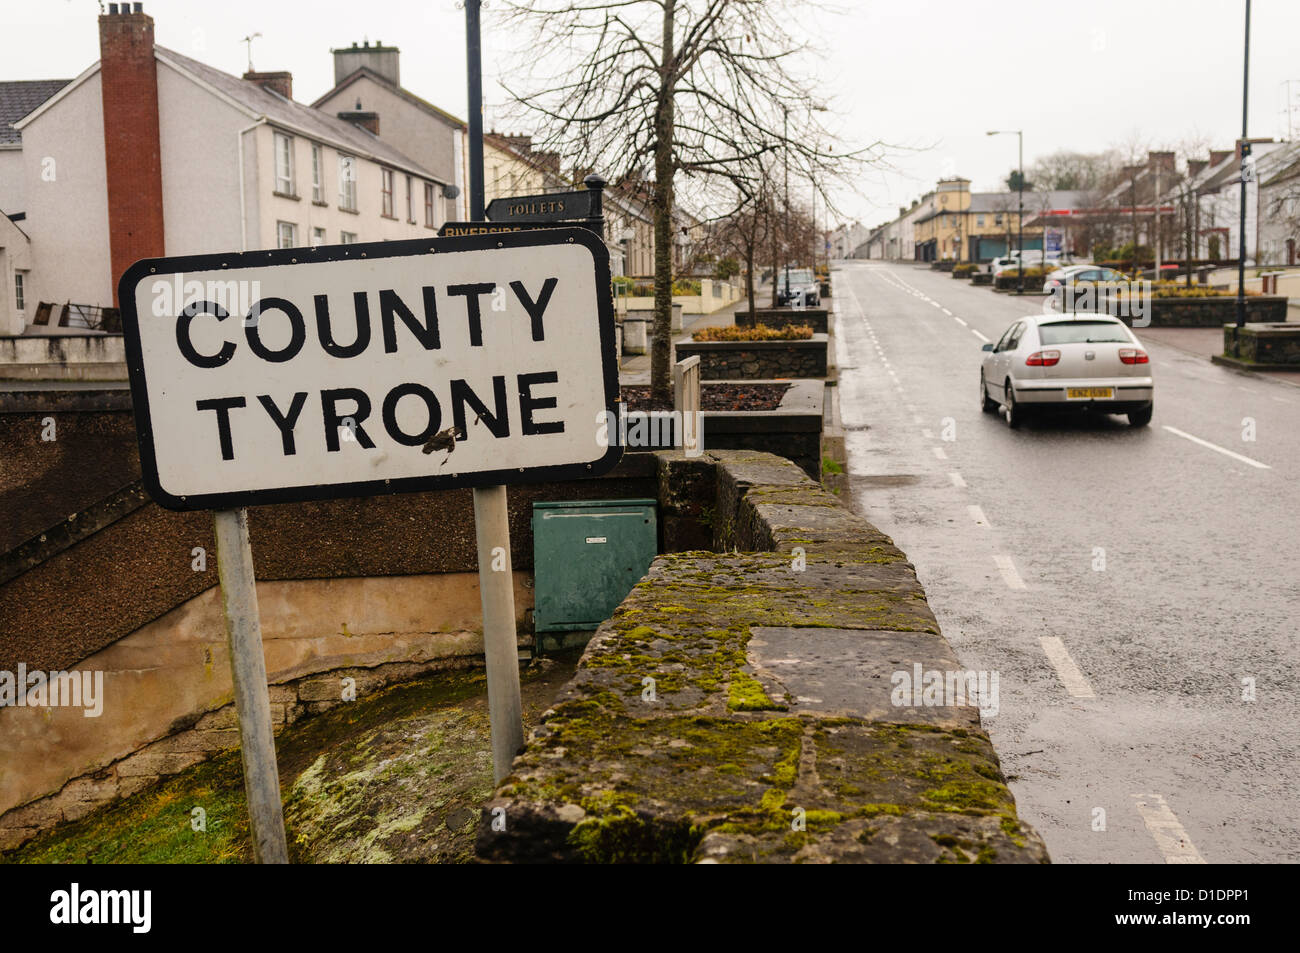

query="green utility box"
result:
[532,499,658,649]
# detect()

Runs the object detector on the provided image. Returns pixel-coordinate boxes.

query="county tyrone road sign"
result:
[118,228,621,511]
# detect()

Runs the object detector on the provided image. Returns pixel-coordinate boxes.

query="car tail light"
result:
[1119,348,1149,364]
[1025,350,1060,366]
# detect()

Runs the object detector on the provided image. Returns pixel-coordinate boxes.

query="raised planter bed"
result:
[618,380,823,478]
[674,333,828,380]
[735,307,829,334]
[1128,295,1288,328]
[1213,322,1300,370]
[993,274,1046,292]
[971,272,993,286]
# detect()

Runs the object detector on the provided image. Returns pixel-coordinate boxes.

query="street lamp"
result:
[988,130,1024,292]
[1236,0,1252,333]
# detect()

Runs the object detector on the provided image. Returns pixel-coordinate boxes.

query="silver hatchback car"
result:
[980,313,1154,428]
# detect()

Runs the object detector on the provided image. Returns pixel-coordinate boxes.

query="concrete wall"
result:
[0,570,530,826]
[0,334,125,381]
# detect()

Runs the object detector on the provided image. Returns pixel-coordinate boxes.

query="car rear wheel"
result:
[980,372,998,413]
[1128,402,1153,427]
[1003,382,1024,429]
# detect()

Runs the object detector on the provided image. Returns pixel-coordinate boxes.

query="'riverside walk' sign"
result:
[118,228,621,510]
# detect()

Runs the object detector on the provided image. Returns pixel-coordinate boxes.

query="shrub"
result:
[692,323,814,342]
[953,263,977,277]
[672,278,703,295]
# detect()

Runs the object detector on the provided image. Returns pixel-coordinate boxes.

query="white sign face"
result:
[119,230,621,510]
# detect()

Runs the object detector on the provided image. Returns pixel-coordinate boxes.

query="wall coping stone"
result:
[476,449,1049,864]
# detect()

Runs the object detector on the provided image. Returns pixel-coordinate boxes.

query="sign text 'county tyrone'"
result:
[118,231,620,510]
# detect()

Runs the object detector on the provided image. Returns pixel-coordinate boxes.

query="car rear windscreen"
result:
[1038,320,1132,345]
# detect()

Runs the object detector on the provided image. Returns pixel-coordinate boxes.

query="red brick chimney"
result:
[243,70,293,101]
[1187,159,1208,179]
[99,2,165,307]
[1209,150,1233,168]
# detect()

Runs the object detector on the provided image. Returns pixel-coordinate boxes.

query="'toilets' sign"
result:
[119,229,621,511]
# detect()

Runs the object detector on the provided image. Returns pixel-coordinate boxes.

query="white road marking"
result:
[913,415,924,424]
[941,307,952,315]
[967,505,989,526]
[1271,395,1291,404]
[1132,793,1206,864]
[932,446,948,460]
[953,315,969,326]
[993,554,1026,589]
[1161,425,1271,469]
[971,329,990,343]
[949,472,966,488]
[921,429,934,439]
[1039,636,1095,698]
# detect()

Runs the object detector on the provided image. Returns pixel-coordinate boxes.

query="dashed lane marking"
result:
[967,504,989,526]
[1162,425,1270,469]
[971,329,991,343]
[1132,793,1206,864]
[949,472,966,488]
[1039,636,1095,698]
[932,446,948,460]
[992,554,1026,589]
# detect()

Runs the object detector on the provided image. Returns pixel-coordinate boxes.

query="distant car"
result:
[777,267,820,306]
[1043,265,1129,293]
[980,313,1154,428]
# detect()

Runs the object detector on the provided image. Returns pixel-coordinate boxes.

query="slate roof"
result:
[0,79,71,145]
[155,47,444,182]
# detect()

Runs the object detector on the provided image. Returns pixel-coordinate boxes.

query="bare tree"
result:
[498,0,874,403]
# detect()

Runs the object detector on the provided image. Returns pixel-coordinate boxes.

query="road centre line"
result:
[1161,425,1270,469]
[1039,636,1096,699]
[992,554,1026,589]
[1132,793,1206,864]
[952,315,968,326]
[949,471,966,488]
[971,329,990,343]
[932,446,947,460]
[968,504,989,526]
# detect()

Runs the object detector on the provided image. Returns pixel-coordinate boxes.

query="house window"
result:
[14,272,25,311]
[977,214,985,227]
[312,226,326,245]
[338,155,357,211]
[405,175,414,222]
[381,169,395,218]
[995,214,1004,226]
[311,144,324,203]
[277,221,297,248]
[340,230,357,244]
[274,132,295,195]
[424,183,436,227]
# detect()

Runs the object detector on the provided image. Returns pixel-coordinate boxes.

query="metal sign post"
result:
[213,506,288,863]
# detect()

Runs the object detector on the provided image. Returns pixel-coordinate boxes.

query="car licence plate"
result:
[1067,387,1113,399]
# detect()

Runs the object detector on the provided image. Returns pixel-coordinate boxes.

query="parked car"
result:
[777,268,820,306]
[979,313,1154,428]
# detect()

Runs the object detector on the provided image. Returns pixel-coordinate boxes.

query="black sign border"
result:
[117,227,623,512]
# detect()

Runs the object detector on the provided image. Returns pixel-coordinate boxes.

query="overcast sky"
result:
[6,0,1299,230]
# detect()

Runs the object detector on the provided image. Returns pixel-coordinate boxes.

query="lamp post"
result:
[987,130,1024,292]
[783,104,791,304]
[1236,0,1252,332]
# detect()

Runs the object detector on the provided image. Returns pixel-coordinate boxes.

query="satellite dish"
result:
[443,184,461,199]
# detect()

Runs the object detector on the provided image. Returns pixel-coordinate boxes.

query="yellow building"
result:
[912,178,1044,262]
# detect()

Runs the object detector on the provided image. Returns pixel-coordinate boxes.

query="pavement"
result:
[832,259,1300,864]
